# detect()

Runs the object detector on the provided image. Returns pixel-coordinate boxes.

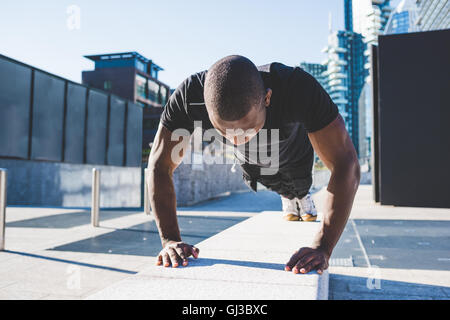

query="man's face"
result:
[208,89,272,146]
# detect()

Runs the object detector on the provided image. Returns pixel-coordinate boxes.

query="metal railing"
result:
[0,166,154,249]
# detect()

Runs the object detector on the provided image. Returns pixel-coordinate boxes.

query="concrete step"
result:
[87,211,329,300]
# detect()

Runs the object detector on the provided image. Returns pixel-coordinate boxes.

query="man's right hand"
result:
[156,241,200,268]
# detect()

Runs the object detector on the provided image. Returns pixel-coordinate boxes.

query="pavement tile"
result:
[331,291,434,300]
[347,283,448,298]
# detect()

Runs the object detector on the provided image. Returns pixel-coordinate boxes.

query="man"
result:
[148,55,360,274]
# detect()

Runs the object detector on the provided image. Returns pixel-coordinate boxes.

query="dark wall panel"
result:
[378,30,450,208]
[107,96,125,166]
[31,71,65,161]
[86,89,108,165]
[0,57,31,159]
[64,83,87,163]
[126,102,143,167]
[371,45,380,203]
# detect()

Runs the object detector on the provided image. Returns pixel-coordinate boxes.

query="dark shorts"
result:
[241,155,314,200]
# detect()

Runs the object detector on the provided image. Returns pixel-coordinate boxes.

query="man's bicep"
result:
[148,123,191,173]
[307,114,357,171]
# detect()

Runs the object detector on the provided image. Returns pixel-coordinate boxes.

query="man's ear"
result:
[264,88,272,107]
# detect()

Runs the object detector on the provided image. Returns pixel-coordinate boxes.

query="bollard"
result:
[91,168,100,227]
[0,169,7,251]
[144,168,150,215]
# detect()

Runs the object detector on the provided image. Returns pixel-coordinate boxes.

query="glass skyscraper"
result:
[351,0,393,44]
[384,0,419,34]
[322,30,367,155]
[321,1,369,156]
[415,0,449,31]
[347,0,393,80]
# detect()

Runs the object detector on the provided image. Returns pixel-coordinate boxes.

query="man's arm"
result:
[285,114,360,274]
[147,123,199,267]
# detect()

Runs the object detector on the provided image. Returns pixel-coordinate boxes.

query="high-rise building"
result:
[322,30,367,154]
[347,0,393,82]
[82,52,170,161]
[358,81,373,160]
[340,1,392,158]
[384,0,420,34]
[415,0,450,31]
[299,62,327,88]
[351,0,393,43]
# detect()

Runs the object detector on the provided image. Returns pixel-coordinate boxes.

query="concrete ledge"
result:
[87,211,329,300]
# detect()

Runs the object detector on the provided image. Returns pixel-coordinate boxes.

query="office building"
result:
[384,0,420,34]
[415,0,449,31]
[351,0,393,44]
[322,30,367,155]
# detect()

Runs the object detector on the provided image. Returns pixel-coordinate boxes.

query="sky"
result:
[0,0,399,89]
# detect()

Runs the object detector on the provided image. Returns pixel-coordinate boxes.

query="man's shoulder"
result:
[181,70,207,106]
[257,62,293,74]
[257,62,309,87]
[186,70,207,88]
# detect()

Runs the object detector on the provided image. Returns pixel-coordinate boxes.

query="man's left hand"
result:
[285,247,330,274]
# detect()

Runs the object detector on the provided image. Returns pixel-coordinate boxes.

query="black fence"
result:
[0,54,142,167]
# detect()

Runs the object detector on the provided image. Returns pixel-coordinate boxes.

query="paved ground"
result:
[314,185,450,300]
[1,184,449,299]
[0,190,280,299]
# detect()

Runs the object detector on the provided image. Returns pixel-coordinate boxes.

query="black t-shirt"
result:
[160,62,339,169]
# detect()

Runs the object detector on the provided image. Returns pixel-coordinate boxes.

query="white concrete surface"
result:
[87,211,329,300]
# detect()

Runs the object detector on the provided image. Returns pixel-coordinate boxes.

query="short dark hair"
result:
[204,55,265,121]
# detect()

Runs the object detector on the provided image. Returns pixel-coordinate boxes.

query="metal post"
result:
[144,168,150,215]
[0,169,7,251]
[91,168,100,227]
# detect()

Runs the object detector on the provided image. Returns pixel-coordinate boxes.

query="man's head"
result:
[204,55,272,145]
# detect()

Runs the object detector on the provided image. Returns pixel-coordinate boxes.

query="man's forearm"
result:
[311,161,360,257]
[148,167,181,247]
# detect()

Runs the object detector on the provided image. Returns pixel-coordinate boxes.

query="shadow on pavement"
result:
[48,215,248,257]
[166,257,287,272]
[329,273,450,300]
[6,210,136,229]
[7,190,281,229]
[3,250,137,274]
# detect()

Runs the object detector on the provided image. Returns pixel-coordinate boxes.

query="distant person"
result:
[147,55,360,274]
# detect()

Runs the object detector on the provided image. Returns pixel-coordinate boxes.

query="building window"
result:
[148,79,159,103]
[159,86,168,106]
[136,74,147,100]
[136,60,146,73]
[103,80,112,90]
